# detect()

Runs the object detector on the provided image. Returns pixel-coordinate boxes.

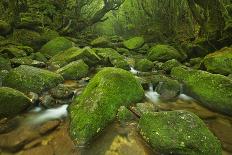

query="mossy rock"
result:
[0,20,11,35]
[94,48,130,70]
[135,59,153,72]
[148,44,183,62]
[189,57,203,69]
[123,37,144,50]
[90,36,111,47]
[40,28,60,42]
[57,60,89,80]
[30,52,47,62]
[117,106,134,123]
[40,37,75,57]
[0,47,27,58]
[203,47,232,75]
[139,111,221,155]
[161,59,182,73]
[12,29,45,50]
[0,87,31,118]
[69,67,144,145]
[171,66,232,116]
[3,65,64,93]
[49,47,100,67]
[16,13,43,30]
[0,70,9,86]
[0,56,11,71]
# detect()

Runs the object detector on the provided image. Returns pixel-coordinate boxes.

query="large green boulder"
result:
[0,87,31,118]
[56,60,89,80]
[148,44,183,62]
[94,48,130,70]
[0,20,11,35]
[69,67,144,145]
[12,29,45,50]
[123,37,144,50]
[203,47,232,75]
[135,59,153,72]
[40,37,74,57]
[49,47,100,67]
[3,65,64,93]
[171,66,232,116]
[139,111,221,155]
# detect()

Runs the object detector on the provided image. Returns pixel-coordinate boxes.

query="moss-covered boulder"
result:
[0,70,9,86]
[171,66,232,116]
[40,37,75,57]
[0,20,11,35]
[161,59,182,73]
[0,87,31,118]
[123,37,144,50]
[94,48,130,70]
[49,47,100,67]
[12,29,45,50]
[117,106,134,123]
[16,13,43,30]
[90,36,111,47]
[0,56,11,71]
[40,28,60,42]
[139,111,221,155]
[135,59,153,72]
[148,44,183,62]
[69,67,144,145]
[3,65,63,93]
[203,47,232,75]
[57,60,89,80]
[0,47,27,58]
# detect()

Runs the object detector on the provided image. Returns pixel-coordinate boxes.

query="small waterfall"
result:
[130,67,140,75]
[28,104,68,125]
[178,84,193,100]
[145,83,160,103]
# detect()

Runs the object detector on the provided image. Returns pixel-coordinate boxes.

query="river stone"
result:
[135,59,153,72]
[123,37,144,50]
[90,36,111,47]
[94,48,130,70]
[0,87,31,118]
[49,47,100,67]
[148,44,183,62]
[69,67,144,145]
[40,37,75,57]
[3,65,64,93]
[56,60,89,80]
[171,66,232,116]
[203,47,232,75]
[139,111,222,155]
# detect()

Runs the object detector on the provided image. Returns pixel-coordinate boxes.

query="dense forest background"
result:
[0,0,232,46]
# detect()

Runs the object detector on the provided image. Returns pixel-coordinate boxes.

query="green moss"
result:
[10,57,33,66]
[12,29,45,50]
[139,111,221,155]
[69,67,144,145]
[90,36,111,47]
[40,28,60,42]
[161,59,182,73]
[148,44,183,62]
[203,47,232,75]
[171,66,232,116]
[57,60,89,80]
[0,87,31,118]
[0,56,11,71]
[135,59,153,72]
[117,106,134,122]
[94,48,130,70]
[3,65,64,93]
[0,20,11,35]
[123,37,144,50]
[50,47,100,67]
[40,37,74,57]
[0,47,27,58]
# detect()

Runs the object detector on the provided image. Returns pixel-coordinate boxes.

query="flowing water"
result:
[0,81,232,155]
